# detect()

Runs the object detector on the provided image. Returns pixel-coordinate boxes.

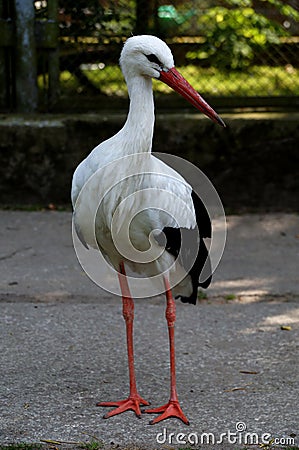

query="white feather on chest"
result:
[73,150,196,269]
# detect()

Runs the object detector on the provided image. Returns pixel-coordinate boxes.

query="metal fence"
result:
[0,0,299,112]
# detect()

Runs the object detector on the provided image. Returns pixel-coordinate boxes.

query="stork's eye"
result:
[145,53,162,66]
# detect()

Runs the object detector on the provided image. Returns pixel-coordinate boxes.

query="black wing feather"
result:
[157,190,212,305]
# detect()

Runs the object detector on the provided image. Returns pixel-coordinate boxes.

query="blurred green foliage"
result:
[187,0,299,70]
[55,0,298,71]
[35,0,299,99]
[58,0,135,37]
[54,64,299,97]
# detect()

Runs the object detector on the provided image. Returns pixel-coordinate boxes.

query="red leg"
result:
[97,261,149,418]
[144,276,189,425]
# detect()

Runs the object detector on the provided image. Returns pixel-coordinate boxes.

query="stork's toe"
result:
[97,395,150,419]
[144,400,189,425]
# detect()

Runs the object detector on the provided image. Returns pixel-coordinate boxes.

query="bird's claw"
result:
[97,395,150,419]
[144,400,190,425]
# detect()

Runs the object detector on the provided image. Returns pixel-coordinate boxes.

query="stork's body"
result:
[72,35,224,424]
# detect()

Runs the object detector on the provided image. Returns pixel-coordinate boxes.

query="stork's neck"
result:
[122,75,155,153]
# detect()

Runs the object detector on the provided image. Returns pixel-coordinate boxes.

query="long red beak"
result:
[159,67,225,127]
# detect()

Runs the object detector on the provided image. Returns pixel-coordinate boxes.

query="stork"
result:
[72,35,225,425]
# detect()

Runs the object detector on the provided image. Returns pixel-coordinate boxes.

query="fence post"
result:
[135,0,152,34]
[14,0,38,112]
[47,0,59,109]
[0,0,7,109]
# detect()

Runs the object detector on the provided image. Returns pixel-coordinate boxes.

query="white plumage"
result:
[71,35,225,424]
[71,35,220,298]
[73,154,197,296]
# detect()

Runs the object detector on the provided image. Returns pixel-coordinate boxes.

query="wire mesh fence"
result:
[1,0,299,112]
[49,0,299,110]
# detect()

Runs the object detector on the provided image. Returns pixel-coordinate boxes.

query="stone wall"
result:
[0,113,298,211]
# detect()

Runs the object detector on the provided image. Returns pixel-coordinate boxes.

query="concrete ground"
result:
[0,211,298,448]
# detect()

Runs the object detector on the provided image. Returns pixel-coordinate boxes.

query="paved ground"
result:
[0,211,298,448]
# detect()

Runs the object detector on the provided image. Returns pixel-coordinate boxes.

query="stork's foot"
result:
[144,400,190,425]
[97,395,150,419]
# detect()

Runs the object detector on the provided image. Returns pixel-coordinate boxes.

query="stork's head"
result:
[120,35,225,127]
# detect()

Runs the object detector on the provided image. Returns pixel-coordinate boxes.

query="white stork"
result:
[71,35,225,425]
